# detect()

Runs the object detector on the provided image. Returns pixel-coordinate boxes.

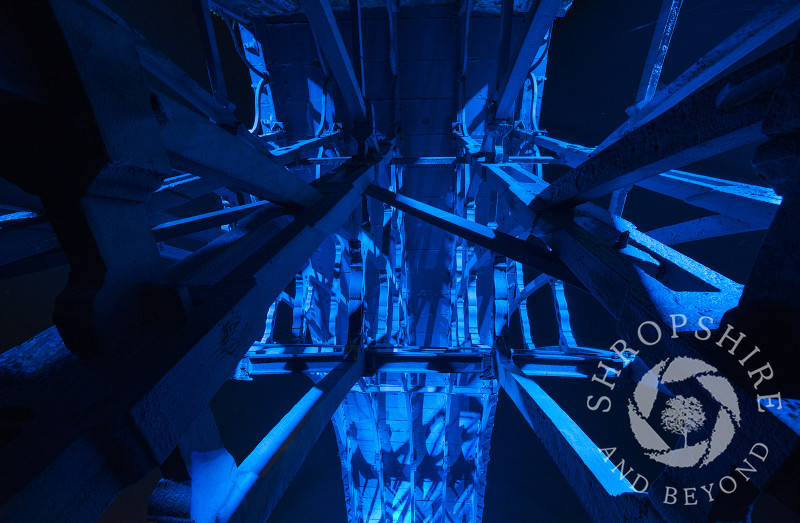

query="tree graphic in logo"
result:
[661,395,706,444]
[628,357,741,468]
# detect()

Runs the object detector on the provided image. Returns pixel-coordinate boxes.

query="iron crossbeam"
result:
[241,349,484,375]
[534,135,781,228]
[529,135,592,167]
[236,345,620,378]
[469,129,745,331]
[543,205,800,520]
[532,43,791,211]
[507,155,558,164]
[635,0,682,104]
[269,133,342,166]
[148,408,224,522]
[390,156,458,166]
[0,174,236,281]
[0,211,45,229]
[300,0,368,123]
[645,214,763,245]
[218,354,366,523]
[151,201,273,242]
[169,143,392,287]
[303,156,351,163]
[0,140,391,523]
[598,0,800,151]
[156,91,321,207]
[365,185,584,288]
[301,156,462,166]
[495,0,514,93]
[349,0,365,94]
[636,171,780,228]
[491,0,562,120]
[454,128,482,155]
[194,0,229,104]
[495,346,663,522]
[548,202,744,327]
[150,173,223,213]
[526,194,800,502]
[85,0,238,128]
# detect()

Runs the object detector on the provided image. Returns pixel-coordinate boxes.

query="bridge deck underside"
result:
[331,372,498,523]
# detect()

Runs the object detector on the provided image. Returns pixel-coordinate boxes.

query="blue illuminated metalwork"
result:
[1,0,800,521]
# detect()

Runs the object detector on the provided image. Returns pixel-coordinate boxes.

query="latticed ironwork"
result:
[1,0,799,521]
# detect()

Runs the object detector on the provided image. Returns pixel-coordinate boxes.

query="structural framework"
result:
[1,0,799,521]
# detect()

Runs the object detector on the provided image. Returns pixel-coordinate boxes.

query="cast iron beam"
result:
[598,0,800,151]
[0,140,392,523]
[156,91,321,207]
[533,135,781,228]
[365,185,584,288]
[491,0,561,121]
[219,353,365,522]
[636,0,682,104]
[269,133,342,166]
[300,0,368,124]
[531,43,791,211]
[495,344,663,522]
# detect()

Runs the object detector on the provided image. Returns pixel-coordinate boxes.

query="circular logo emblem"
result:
[627,356,741,468]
